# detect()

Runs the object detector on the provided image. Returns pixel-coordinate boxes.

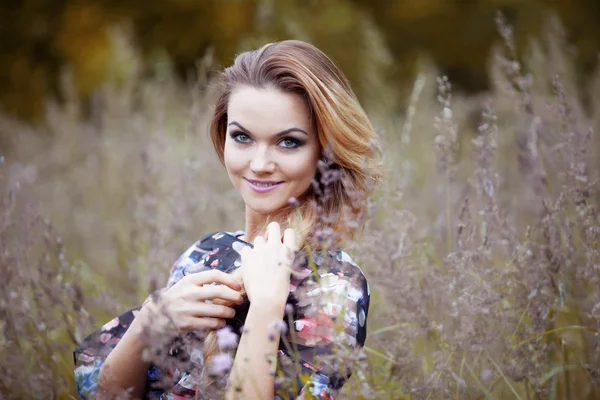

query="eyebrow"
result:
[228,121,309,136]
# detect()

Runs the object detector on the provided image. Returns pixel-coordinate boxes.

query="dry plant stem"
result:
[2,14,600,400]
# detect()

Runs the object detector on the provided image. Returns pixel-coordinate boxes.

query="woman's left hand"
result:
[241,222,296,304]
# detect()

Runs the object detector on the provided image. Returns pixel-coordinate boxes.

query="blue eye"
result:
[231,132,251,144]
[279,138,301,149]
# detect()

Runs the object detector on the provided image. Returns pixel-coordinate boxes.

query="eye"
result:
[279,138,301,149]
[231,132,252,144]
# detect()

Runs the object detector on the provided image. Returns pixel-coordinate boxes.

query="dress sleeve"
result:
[281,250,370,400]
[73,238,212,399]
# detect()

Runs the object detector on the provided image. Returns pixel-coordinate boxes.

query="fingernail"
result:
[235,282,242,290]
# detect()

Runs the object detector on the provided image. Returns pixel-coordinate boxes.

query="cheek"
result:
[283,150,319,183]
[223,144,245,179]
[302,145,320,179]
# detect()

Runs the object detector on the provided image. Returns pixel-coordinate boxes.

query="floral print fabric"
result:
[74,231,370,399]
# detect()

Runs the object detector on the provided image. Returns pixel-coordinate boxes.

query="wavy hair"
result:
[203,40,381,379]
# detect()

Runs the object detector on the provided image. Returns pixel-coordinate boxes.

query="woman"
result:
[74,40,381,399]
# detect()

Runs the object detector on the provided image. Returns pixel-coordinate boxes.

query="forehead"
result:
[227,85,313,133]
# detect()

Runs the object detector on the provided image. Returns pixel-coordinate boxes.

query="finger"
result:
[267,221,281,244]
[186,317,226,331]
[283,228,296,249]
[186,269,242,291]
[241,245,252,266]
[241,245,252,257]
[195,285,244,304]
[253,235,266,247]
[190,303,236,319]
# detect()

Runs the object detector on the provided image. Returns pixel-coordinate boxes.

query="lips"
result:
[244,178,284,193]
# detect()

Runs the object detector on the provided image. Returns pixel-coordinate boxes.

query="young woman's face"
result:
[224,85,321,216]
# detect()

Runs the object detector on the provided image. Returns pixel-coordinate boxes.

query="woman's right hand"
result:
[97,270,242,399]
[139,269,244,334]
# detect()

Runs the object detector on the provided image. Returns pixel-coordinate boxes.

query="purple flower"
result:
[269,319,288,334]
[320,169,342,186]
[216,326,239,350]
[480,369,493,382]
[211,352,233,376]
[315,229,326,241]
[288,197,300,208]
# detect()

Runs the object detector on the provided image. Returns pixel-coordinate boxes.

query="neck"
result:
[243,206,290,243]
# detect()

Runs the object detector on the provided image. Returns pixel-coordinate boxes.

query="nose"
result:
[249,147,275,174]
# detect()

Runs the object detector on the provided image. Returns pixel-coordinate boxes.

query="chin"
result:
[245,201,280,215]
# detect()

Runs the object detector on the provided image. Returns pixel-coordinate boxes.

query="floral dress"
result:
[74,231,370,399]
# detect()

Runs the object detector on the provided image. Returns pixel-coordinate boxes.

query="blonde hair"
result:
[203,40,381,379]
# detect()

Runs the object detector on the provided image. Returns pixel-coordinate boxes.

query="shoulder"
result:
[325,249,370,292]
[171,230,243,265]
[296,248,369,293]
[167,233,214,274]
[167,230,244,288]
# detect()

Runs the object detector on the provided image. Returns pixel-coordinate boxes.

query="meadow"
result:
[1,16,599,399]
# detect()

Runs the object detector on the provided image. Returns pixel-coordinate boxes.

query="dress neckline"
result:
[225,230,251,246]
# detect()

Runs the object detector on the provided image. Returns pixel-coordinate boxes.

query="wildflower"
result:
[210,352,233,376]
[357,348,367,362]
[216,326,239,350]
[288,197,300,208]
[268,319,288,341]
[319,168,342,186]
[269,319,287,333]
[314,229,326,242]
[480,369,493,382]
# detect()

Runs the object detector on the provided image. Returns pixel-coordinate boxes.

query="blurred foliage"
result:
[1,0,599,121]
[351,0,600,91]
[1,10,600,399]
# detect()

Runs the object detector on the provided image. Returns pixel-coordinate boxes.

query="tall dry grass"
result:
[1,14,599,399]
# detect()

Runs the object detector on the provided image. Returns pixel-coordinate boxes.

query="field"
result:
[1,17,599,399]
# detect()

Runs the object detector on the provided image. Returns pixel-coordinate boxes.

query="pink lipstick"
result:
[245,178,283,193]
